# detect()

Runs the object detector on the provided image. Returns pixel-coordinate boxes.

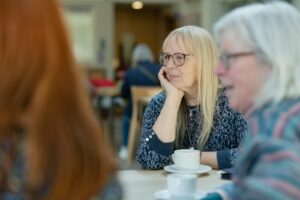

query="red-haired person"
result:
[0,0,121,199]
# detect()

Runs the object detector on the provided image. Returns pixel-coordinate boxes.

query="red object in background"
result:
[115,64,128,81]
[90,79,115,87]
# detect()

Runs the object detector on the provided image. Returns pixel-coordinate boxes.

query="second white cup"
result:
[167,173,197,199]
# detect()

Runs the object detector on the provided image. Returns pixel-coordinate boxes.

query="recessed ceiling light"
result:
[132,1,143,10]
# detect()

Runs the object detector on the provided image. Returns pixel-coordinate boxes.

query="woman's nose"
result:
[165,58,177,69]
[214,61,226,77]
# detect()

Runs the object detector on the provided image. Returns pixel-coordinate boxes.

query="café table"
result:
[118,169,229,200]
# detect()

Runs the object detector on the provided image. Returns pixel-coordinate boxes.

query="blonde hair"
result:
[162,26,219,150]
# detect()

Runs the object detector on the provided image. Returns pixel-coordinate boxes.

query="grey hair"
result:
[213,1,300,106]
[131,43,154,67]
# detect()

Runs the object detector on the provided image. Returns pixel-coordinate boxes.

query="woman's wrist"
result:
[165,94,183,108]
[200,151,218,169]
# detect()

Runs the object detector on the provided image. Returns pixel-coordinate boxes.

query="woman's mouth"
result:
[225,85,234,91]
[168,75,180,79]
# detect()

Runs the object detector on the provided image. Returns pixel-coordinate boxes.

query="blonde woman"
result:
[136,26,247,169]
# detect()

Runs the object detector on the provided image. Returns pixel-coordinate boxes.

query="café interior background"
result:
[61,0,299,167]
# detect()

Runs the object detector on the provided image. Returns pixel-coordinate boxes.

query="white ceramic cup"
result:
[172,149,200,170]
[167,173,197,199]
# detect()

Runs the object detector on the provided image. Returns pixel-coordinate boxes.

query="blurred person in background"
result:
[0,0,122,199]
[136,26,247,170]
[202,1,300,199]
[119,43,160,159]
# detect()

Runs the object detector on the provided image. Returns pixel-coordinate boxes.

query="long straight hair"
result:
[0,0,116,199]
[162,26,219,150]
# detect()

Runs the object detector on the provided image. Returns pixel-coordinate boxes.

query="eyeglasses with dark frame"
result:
[220,51,255,70]
[159,52,193,67]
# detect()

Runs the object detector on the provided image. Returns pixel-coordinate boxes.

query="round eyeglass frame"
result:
[159,52,193,67]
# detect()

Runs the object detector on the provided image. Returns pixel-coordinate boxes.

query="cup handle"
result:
[171,154,175,163]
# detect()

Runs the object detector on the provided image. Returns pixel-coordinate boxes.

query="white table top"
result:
[118,169,229,200]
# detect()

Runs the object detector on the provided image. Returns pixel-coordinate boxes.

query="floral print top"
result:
[136,91,247,169]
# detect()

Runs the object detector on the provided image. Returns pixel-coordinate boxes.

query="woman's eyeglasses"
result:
[159,52,193,67]
[220,51,255,70]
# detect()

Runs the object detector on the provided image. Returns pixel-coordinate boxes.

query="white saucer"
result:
[164,164,212,174]
[154,189,206,200]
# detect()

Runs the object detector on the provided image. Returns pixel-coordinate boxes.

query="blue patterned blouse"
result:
[136,91,247,169]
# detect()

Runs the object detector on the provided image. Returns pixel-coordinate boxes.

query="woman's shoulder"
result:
[252,98,300,120]
[145,91,166,112]
[215,89,246,121]
[150,91,166,103]
[0,135,26,196]
[250,98,300,135]
[216,89,230,110]
[96,176,123,200]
